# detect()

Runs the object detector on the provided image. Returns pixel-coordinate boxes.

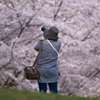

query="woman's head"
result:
[41,26,59,41]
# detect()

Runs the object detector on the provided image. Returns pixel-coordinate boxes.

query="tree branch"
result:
[54,0,63,21]
[81,23,99,41]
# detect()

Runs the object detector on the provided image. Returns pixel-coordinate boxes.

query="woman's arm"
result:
[34,41,40,51]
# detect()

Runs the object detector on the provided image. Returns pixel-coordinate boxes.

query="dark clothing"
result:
[38,82,58,93]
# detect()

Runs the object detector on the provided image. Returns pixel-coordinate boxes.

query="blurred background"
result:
[0,0,100,98]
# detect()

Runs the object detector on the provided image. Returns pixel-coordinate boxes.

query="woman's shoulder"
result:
[44,39,61,43]
[47,39,61,44]
[57,40,61,44]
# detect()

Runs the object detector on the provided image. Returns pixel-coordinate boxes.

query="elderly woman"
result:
[34,26,61,93]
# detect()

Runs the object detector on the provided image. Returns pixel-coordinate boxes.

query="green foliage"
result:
[0,0,4,3]
[0,88,99,100]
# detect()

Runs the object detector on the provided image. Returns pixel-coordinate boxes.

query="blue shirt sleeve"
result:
[34,41,40,51]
